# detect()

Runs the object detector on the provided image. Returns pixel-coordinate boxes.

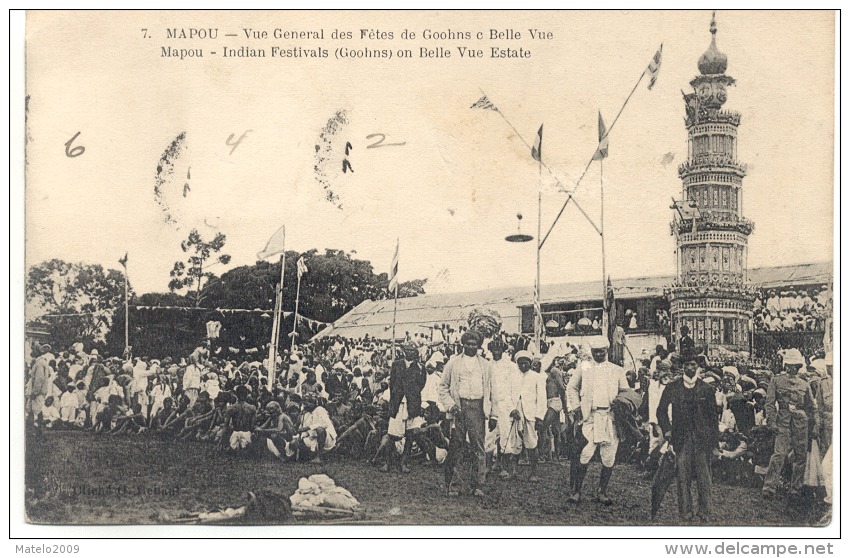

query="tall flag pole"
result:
[594,111,610,336]
[119,253,129,357]
[539,43,664,250]
[270,270,282,377]
[257,225,285,387]
[389,239,399,361]
[531,124,544,354]
[291,256,308,353]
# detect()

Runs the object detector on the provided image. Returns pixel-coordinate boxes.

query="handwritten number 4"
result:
[226,130,253,155]
[366,133,406,149]
[65,132,85,157]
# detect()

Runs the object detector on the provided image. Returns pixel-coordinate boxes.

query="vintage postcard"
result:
[21,9,836,531]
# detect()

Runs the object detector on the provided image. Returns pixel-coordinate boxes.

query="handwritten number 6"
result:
[366,133,406,149]
[65,132,85,157]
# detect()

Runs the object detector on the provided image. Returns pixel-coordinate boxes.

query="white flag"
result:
[257,226,285,260]
[297,256,308,278]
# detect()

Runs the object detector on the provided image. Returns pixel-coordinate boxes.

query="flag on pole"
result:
[533,283,544,348]
[592,111,609,161]
[531,124,543,162]
[388,240,399,293]
[647,44,663,90]
[470,94,498,111]
[683,90,700,124]
[605,276,617,346]
[257,226,285,260]
[297,256,308,279]
[119,252,128,268]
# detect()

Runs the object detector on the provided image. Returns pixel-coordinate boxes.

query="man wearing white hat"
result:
[488,339,517,474]
[502,350,547,482]
[762,348,818,499]
[566,336,629,505]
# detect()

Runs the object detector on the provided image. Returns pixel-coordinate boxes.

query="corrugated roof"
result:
[313,261,832,340]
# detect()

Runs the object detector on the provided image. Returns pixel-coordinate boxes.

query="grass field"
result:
[24,430,826,526]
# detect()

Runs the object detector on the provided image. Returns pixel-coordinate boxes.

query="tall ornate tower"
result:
[669,13,755,355]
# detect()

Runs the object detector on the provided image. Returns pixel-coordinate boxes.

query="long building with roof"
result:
[313,261,831,353]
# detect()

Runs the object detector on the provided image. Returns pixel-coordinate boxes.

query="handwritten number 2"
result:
[65,132,85,157]
[366,133,406,149]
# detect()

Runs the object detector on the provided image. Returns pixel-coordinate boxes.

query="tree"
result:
[168,229,231,306]
[396,278,428,299]
[202,249,428,325]
[26,259,127,350]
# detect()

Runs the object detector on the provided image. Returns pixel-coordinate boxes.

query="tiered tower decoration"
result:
[669,13,756,355]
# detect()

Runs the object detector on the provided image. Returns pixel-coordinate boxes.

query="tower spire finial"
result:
[698,10,727,75]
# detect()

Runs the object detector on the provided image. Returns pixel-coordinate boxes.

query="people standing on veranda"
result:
[656,351,719,522]
[385,342,427,473]
[566,336,629,505]
[502,350,547,482]
[762,349,818,500]
[439,329,499,497]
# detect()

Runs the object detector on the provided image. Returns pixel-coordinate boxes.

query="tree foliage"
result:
[26,259,128,349]
[168,229,231,306]
[202,249,426,324]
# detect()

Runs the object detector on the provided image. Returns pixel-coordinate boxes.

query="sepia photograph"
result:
[16,9,837,534]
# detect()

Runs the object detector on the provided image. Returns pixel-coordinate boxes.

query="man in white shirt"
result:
[421,354,445,411]
[182,355,203,406]
[439,329,499,496]
[296,395,337,463]
[766,290,781,315]
[489,339,517,475]
[647,360,673,453]
[566,336,629,505]
[502,350,547,482]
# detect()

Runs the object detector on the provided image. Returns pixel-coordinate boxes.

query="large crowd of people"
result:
[24,323,833,521]
[752,285,830,332]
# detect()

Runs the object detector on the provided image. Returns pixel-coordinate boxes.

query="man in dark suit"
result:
[385,342,427,473]
[656,351,718,522]
[678,325,695,356]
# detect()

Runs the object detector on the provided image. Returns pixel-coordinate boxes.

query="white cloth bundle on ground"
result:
[289,474,360,510]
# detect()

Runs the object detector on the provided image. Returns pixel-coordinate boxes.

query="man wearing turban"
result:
[439,329,499,496]
[566,336,629,505]
[385,342,428,473]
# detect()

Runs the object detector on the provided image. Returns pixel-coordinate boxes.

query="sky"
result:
[24,10,835,301]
